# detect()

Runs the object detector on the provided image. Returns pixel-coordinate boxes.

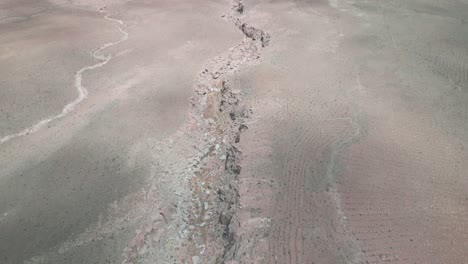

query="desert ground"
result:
[1,0,467,263]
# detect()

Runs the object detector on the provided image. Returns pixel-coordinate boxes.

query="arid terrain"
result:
[1,0,467,263]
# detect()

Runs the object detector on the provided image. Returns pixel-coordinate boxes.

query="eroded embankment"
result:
[185,0,270,262]
[117,1,270,263]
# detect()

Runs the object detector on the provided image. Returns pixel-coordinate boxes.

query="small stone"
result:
[188,225,195,230]
[177,231,184,238]
[219,212,232,225]
[220,155,226,160]
[192,256,201,264]
[204,202,209,210]
[215,144,220,150]
[205,148,210,154]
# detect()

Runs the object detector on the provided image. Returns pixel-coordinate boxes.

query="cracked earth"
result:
[1,0,468,263]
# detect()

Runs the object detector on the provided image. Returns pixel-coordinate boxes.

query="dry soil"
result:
[1,0,467,263]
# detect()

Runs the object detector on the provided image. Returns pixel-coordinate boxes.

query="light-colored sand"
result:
[229,0,468,263]
[1,0,468,263]
[0,0,241,263]
[1,12,128,144]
